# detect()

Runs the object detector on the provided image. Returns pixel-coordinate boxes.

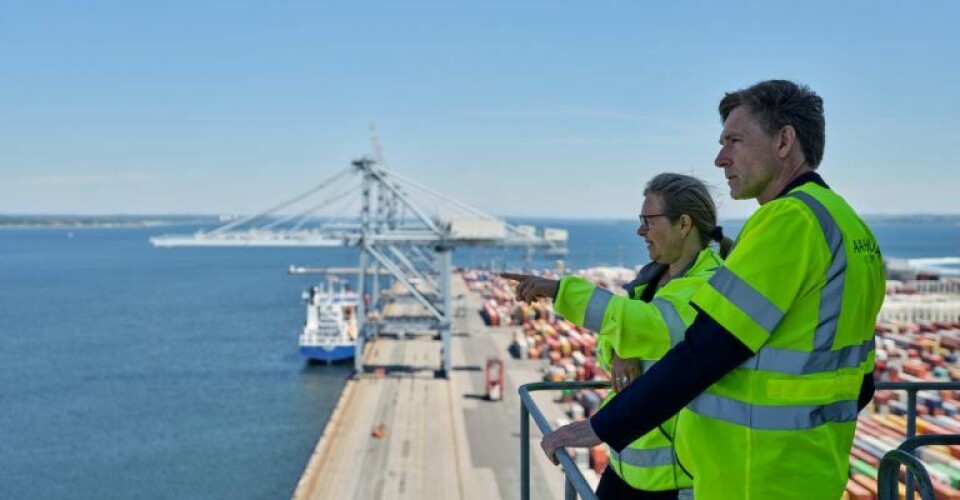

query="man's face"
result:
[714,106,782,202]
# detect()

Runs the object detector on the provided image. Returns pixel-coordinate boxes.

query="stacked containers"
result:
[855,316,960,498]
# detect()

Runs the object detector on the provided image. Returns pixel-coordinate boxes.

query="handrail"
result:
[874,381,960,439]
[519,381,960,500]
[898,433,960,454]
[873,381,960,500]
[519,381,610,500]
[878,450,936,500]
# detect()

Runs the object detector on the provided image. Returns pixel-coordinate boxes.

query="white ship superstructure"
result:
[299,281,359,363]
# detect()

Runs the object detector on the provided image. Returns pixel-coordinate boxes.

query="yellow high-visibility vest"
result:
[555,247,723,491]
[677,181,885,499]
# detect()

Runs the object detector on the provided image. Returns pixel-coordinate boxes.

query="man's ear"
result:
[777,125,797,160]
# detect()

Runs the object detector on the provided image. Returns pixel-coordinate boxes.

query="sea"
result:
[1,219,958,499]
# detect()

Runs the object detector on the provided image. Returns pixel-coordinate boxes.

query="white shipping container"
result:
[515,225,536,237]
[543,228,568,242]
[441,217,506,239]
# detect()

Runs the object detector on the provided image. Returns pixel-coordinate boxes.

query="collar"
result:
[669,250,702,281]
[775,171,829,199]
[632,247,707,285]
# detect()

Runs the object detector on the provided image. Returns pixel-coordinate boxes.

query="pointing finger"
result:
[499,272,528,282]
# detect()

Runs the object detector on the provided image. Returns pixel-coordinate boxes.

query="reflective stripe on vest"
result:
[744,338,874,375]
[583,288,686,342]
[652,297,686,346]
[709,267,783,334]
[687,393,859,430]
[609,445,675,468]
[691,189,867,429]
[789,191,847,352]
[732,191,874,376]
[584,287,613,332]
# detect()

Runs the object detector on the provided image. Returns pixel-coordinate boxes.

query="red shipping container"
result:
[903,360,930,378]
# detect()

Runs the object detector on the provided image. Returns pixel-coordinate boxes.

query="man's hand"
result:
[500,272,559,303]
[540,418,603,466]
[610,351,641,393]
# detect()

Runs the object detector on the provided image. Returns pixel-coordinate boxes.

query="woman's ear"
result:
[679,214,693,238]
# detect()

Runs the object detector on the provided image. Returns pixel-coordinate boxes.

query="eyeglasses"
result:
[638,213,668,231]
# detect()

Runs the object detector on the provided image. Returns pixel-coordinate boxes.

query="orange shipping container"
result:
[850,474,879,498]
[845,476,875,500]
[590,445,608,475]
[932,480,960,500]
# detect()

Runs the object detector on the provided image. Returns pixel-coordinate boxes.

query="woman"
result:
[504,173,733,499]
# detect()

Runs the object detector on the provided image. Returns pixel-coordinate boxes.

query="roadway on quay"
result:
[294,276,579,499]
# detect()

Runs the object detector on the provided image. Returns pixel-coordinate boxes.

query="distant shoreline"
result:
[0,221,195,229]
[0,216,218,229]
[2,213,959,229]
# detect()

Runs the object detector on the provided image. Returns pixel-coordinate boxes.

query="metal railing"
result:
[520,380,960,500]
[519,380,610,500]
[878,435,960,500]
[874,381,960,500]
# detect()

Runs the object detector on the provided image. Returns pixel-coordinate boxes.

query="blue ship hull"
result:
[300,344,355,363]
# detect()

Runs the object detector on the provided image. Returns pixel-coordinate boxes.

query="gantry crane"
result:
[150,131,567,376]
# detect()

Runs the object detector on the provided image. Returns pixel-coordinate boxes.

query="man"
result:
[540,80,885,499]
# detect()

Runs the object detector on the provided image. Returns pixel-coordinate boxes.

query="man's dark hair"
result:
[719,80,826,168]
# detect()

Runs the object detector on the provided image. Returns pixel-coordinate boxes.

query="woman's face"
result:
[637,193,684,265]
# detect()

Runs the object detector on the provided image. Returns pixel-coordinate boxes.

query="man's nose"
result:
[714,149,729,168]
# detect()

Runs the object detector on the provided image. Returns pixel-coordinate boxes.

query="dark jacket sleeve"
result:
[591,308,876,451]
[590,309,754,451]
[858,373,875,411]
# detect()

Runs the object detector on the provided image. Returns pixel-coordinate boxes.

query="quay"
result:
[147,150,574,497]
[293,275,586,499]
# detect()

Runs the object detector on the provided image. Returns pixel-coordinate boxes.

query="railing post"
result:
[521,403,530,500]
[518,381,606,500]
[879,449,936,500]
[906,388,918,439]
[906,388,918,500]
[565,476,577,500]
[872,382,960,500]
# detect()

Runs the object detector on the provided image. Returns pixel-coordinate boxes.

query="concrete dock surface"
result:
[294,276,594,499]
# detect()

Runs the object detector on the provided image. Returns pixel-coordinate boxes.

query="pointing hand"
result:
[500,272,559,303]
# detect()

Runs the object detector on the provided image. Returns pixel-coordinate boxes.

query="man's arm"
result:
[590,310,876,451]
[590,309,753,451]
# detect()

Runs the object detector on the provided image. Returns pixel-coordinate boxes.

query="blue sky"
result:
[2,1,958,218]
